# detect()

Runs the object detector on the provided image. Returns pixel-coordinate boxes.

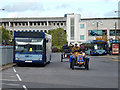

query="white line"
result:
[13,67,17,73]
[22,85,27,90]
[16,74,22,81]
[1,79,17,81]
[2,83,20,86]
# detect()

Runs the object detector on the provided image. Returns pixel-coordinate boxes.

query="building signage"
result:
[112,44,119,54]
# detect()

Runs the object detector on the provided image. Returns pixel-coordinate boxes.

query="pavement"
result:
[0,63,16,71]
[1,53,118,89]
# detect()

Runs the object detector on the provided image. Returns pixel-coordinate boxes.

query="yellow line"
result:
[113,59,120,62]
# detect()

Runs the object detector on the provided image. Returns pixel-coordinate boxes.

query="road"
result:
[1,53,118,89]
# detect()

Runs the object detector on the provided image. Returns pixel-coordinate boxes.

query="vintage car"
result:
[69,51,89,70]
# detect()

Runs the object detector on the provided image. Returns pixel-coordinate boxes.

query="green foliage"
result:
[0,26,13,44]
[48,28,67,47]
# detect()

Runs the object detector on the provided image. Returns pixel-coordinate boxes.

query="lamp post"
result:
[92,21,103,39]
[114,11,120,40]
[114,22,117,40]
[0,9,5,46]
[0,9,5,26]
[0,9,5,11]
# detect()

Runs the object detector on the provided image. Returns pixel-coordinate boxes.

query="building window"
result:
[80,35,84,40]
[70,18,74,40]
[80,24,84,29]
[110,30,120,36]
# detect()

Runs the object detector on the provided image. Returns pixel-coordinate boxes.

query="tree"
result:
[0,26,13,45]
[48,28,67,46]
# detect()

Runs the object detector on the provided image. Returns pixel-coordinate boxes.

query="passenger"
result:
[62,43,69,50]
[62,43,69,57]
[80,44,84,52]
[68,42,73,52]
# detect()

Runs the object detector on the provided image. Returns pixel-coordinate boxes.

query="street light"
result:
[114,11,120,13]
[0,9,5,45]
[0,9,5,11]
[92,21,103,36]
[114,11,119,40]
[114,22,117,40]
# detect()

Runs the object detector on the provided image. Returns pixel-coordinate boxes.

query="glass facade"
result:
[70,18,74,40]
[80,24,84,29]
[88,30,107,36]
[80,35,84,40]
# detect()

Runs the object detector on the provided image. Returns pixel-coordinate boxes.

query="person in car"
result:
[72,43,80,53]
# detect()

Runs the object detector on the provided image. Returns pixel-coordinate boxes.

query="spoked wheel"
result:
[72,59,75,70]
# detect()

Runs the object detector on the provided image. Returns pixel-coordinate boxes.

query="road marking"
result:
[113,59,120,62]
[2,83,20,86]
[1,79,17,81]
[13,67,17,73]
[22,85,27,90]
[16,74,22,81]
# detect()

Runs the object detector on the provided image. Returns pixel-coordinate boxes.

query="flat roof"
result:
[81,17,120,20]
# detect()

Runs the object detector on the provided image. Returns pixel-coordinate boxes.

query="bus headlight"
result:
[16,57,19,60]
[39,58,42,60]
[39,57,42,60]
[39,55,42,60]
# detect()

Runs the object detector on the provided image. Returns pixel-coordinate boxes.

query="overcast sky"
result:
[0,0,119,18]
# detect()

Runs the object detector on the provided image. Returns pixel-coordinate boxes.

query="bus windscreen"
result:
[15,38,44,52]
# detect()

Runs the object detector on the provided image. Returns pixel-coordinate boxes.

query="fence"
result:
[0,46,13,66]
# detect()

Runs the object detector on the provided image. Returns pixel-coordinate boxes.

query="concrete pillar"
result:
[44,22,46,26]
[47,21,49,26]
[9,22,11,27]
[28,22,29,26]
[107,29,110,40]
[32,22,34,26]
[40,22,42,26]
[36,22,38,26]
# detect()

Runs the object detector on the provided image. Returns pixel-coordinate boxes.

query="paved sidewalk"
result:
[0,63,16,71]
[97,55,119,58]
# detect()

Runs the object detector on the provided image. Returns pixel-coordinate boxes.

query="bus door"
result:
[43,39,46,62]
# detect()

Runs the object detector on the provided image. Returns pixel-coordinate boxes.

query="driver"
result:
[72,43,79,53]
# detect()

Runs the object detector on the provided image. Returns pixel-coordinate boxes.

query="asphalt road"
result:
[1,53,118,89]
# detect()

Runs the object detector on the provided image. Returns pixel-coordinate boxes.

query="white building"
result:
[1,13,120,45]
[66,13,119,45]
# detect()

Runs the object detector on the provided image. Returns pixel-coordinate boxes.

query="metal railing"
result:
[0,46,13,66]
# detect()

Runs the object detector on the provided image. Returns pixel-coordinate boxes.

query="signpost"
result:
[112,44,119,54]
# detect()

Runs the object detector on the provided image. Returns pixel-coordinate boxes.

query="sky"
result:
[0,0,119,18]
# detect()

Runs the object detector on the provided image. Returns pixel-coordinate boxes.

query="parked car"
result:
[52,47,58,52]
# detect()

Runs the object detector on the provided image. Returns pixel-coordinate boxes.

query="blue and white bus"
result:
[13,31,52,66]
[83,40,108,55]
